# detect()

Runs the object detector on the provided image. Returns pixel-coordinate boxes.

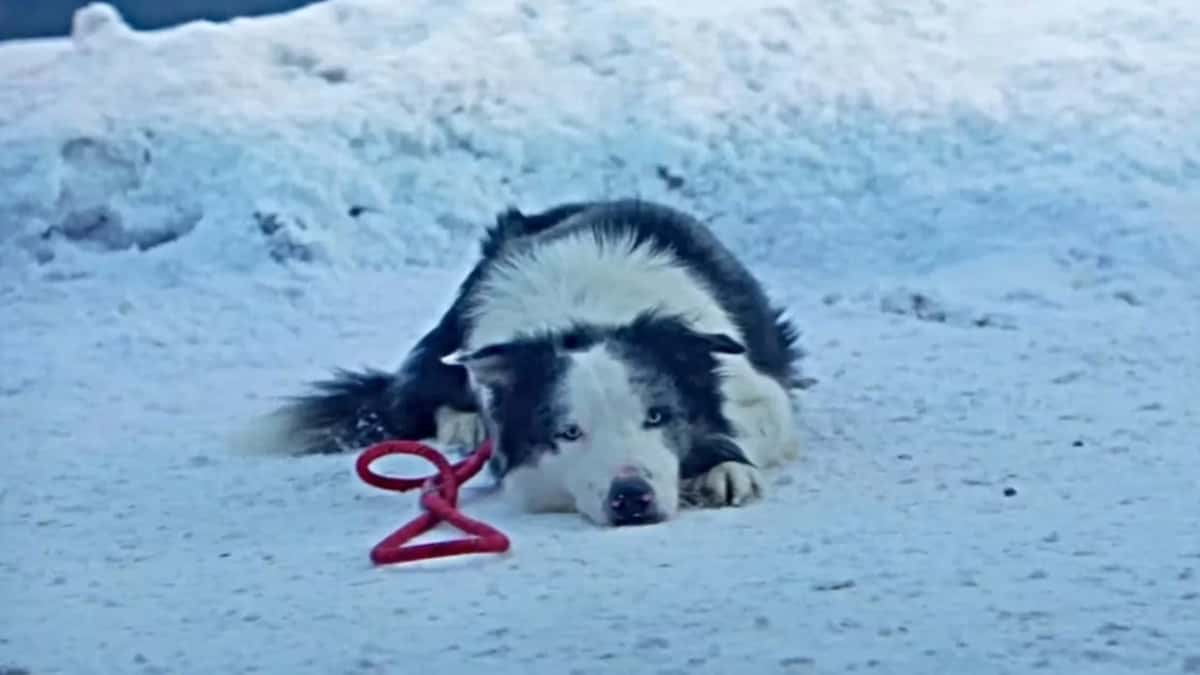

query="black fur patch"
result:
[286,310,477,455]
[479,202,595,259]
[471,341,572,478]
[680,436,754,480]
[285,368,397,454]
[608,311,742,440]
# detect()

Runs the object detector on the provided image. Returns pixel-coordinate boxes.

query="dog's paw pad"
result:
[687,461,763,508]
[434,407,485,451]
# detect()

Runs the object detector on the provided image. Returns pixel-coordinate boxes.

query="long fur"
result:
[236,198,804,525]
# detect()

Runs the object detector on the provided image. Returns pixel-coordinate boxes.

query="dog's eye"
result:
[643,406,672,428]
[555,423,584,442]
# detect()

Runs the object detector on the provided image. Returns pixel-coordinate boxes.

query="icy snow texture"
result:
[2,1,1199,674]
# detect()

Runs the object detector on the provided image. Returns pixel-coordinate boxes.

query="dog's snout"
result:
[606,476,659,526]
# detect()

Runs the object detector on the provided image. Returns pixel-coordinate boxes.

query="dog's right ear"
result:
[441,342,523,388]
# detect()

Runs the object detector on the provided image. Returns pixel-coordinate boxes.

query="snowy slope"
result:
[2,1,1199,674]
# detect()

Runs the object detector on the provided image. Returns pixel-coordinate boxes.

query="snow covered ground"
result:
[2,1,1198,673]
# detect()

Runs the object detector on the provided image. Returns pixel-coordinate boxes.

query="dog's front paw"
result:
[433,406,486,451]
[683,461,763,508]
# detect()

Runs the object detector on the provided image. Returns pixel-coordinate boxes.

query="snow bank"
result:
[2,0,1196,283]
[3,2,1199,674]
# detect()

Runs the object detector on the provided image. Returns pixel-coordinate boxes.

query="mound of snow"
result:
[1,0,1197,284]
[3,3,1200,674]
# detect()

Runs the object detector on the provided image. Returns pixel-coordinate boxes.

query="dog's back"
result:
[469,200,801,391]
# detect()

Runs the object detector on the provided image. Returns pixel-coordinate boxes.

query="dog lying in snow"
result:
[243,199,804,526]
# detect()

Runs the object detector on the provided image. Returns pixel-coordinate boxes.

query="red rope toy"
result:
[354,438,511,566]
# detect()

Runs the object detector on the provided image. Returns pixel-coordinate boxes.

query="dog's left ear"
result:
[624,310,747,356]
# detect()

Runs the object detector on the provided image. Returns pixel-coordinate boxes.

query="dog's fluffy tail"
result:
[229,368,402,457]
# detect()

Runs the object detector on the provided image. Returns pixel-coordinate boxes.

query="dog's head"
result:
[443,311,750,526]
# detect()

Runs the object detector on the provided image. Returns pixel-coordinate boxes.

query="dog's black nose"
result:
[606,476,658,526]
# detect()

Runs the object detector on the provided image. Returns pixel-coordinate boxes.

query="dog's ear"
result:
[441,344,514,387]
[442,341,547,388]
[625,311,747,356]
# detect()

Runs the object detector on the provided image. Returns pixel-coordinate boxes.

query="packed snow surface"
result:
[2,1,1198,673]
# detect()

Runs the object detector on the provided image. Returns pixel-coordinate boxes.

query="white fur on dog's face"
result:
[445,311,754,526]
[554,346,681,524]
[475,344,683,526]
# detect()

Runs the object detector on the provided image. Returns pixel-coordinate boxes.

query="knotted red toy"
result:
[354,439,511,566]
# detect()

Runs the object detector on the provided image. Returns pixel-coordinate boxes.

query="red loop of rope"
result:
[354,438,511,566]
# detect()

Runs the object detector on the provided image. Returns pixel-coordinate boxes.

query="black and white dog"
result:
[242,199,804,526]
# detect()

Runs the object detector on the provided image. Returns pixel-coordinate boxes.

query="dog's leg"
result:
[430,404,486,451]
[680,435,762,507]
[682,461,763,507]
[685,359,799,508]
[384,308,483,447]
